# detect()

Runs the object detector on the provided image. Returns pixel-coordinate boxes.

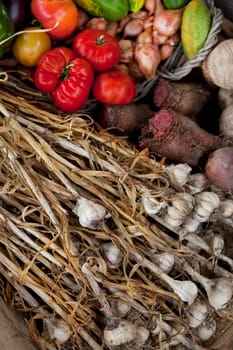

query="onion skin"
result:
[153,79,211,117]
[135,43,161,80]
[119,39,134,64]
[85,17,107,31]
[205,147,233,191]
[153,8,183,37]
[97,103,154,135]
[140,109,220,165]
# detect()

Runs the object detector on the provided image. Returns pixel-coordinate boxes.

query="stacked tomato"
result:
[9,0,137,113]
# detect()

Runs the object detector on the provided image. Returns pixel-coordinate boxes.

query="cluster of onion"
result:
[76,0,183,81]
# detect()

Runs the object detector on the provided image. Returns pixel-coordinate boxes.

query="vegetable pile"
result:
[0,0,214,112]
[1,1,233,350]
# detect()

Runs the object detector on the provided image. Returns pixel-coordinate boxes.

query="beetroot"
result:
[153,79,211,117]
[140,109,220,166]
[205,147,233,191]
[97,103,154,135]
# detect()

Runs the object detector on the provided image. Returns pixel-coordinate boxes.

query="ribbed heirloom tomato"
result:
[34,47,94,113]
[31,0,79,40]
[72,29,121,72]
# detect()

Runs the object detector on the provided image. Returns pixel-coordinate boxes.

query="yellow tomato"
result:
[12,27,52,67]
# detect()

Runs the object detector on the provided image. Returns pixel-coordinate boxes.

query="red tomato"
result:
[34,47,94,113]
[31,0,79,40]
[72,29,121,72]
[93,70,136,105]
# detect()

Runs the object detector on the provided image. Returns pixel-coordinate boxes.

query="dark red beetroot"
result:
[97,103,154,135]
[140,109,220,166]
[205,147,233,191]
[153,79,211,117]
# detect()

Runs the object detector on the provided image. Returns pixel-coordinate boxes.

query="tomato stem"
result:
[96,35,105,45]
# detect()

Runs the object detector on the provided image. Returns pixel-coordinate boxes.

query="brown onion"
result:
[123,18,144,38]
[85,17,107,31]
[154,0,165,17]
[130,10,149,21]
[128,60,144,80]
[144,15,154,30]
[153,31,168,45]
[160,44,174,60]
[136,29,153,47]
[77,8,89,30]
[118,15,130,33]
[119,39,135,63]
[153,9,183,37]
[106,21,118,37]
[135,43,161,80]
[145,0,156,16]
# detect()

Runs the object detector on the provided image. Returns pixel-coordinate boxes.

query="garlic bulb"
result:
[193,192,219,222]
[162,274,198,304]
[211,234,224,257]
[186,173,209,194]
[136,326,150,345]
[104,320,137,346]
[184,300,208,328]
[112,300,131,318]
[73,198,109,229]
[196,319,216,341]
[166,163,192,186]
[45,318,72,344]
[151,251,175,274]
[184,263,233,310]
[142,196,166,216]
[219,199,233,218]
[102,242,123,269]
[165,193,194,228]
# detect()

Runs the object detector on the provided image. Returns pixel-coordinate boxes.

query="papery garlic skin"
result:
[104,320,137,346]
[102,242,123,269]
[151,251,175,274]
[193,192,219,222]
[112,301,131,318]
[136,326,150,345]
[196,320,216,341]
[219,199,233,218]
[45,318,72,345]
[142,196,166,216]
[186,173,209,194]
[166,163,192,186]
[211,234,224,257]
[165,193,194,228]
[184,301,208,328]
[73,198,109,229]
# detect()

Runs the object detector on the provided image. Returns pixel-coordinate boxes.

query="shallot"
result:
[135,43,161,79]
[153,8,183,37]
[119,39,134,64]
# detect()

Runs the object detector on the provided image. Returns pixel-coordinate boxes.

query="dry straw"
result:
[0,69,232,349]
